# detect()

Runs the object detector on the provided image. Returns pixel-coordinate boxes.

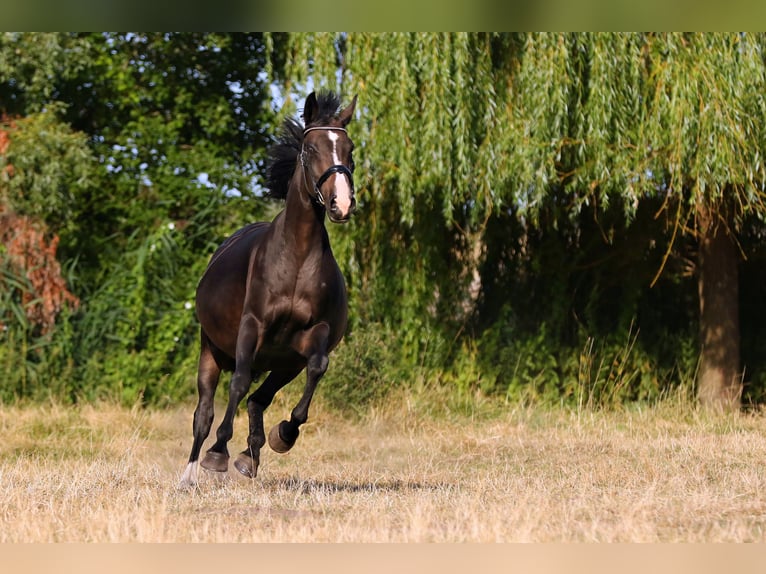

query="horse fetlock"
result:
[178,462,199,489]
[268,421,298,453]
[200,450,230,472]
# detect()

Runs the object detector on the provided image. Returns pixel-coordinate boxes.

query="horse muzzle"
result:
[316,164,355,223]
[328,192,356,223]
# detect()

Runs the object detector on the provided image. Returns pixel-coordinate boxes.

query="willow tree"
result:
[272,33,519,366]
[277,33,766,408]
[507,33,766,409]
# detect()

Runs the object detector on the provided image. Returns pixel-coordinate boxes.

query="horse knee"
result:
[229,370,251,397]
[307,354,329,379]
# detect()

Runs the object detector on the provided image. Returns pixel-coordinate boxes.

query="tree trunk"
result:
[697,208,742,410]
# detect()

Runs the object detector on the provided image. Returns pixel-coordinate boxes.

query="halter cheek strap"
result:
[300,127,355,206]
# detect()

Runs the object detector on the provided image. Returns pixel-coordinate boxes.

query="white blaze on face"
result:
[327,131,353,215]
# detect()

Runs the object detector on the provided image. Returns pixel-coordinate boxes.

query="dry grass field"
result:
[2,389,766,542]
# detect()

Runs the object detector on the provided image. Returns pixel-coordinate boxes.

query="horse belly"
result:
[196,224,269,360]
[196,280,245,357]
[252,345,306,371]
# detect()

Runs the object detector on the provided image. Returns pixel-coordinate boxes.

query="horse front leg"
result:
[268,323,331,453]
[201,314,260,474]
[233,367,303,478]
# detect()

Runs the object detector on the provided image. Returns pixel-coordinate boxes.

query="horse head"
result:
[301,92,358,223]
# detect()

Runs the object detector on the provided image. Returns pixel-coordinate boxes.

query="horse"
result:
[179,91,357,487]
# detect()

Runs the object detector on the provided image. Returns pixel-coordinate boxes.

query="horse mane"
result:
[264,91,344,199]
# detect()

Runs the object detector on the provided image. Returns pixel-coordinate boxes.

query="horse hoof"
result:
[268,422,297,453]
[200,450,229,472]
[234,453,259,478]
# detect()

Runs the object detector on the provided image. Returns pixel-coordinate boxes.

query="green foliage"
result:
[2,32,766,412]
[287,32,766,411]
[505,33,766,224]
[321,322,408,415]
[0,33,277,406]
[73,222,202,404]
[0,262,80,403]
[473,314,697,410]
[0,106,96,254]
[0,33,92,114]
[286,34,520,370]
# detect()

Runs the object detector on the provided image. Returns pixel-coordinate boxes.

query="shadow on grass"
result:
[262,475,453,495]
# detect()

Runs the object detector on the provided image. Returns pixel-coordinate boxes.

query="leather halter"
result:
[301,127,354,206]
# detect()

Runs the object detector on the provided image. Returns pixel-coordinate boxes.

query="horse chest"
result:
[260,275,329,337]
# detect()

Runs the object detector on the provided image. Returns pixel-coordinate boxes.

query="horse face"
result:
[302,128,356,222]
[302,94,358,223]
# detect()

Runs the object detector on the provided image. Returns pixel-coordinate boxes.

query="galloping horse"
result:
[180,91,357,487]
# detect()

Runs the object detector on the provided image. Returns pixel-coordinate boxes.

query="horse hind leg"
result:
[199,367,251,475]
[201,316,259,476]
[233,368,302,478]
[179,333,222,488]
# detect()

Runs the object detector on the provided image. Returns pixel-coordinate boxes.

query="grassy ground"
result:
[1,389,766,542]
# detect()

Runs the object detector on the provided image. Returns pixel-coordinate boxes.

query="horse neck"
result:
[278,168,327,255]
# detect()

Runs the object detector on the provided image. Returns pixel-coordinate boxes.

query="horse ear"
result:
[303,92,318,126]
[338,95,357,127]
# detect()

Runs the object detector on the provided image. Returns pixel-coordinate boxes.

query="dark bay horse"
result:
[180,91,357,487]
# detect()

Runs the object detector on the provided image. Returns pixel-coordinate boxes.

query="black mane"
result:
[265,91,344,199]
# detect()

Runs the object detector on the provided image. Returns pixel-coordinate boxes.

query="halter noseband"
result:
[301,127,354,206]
